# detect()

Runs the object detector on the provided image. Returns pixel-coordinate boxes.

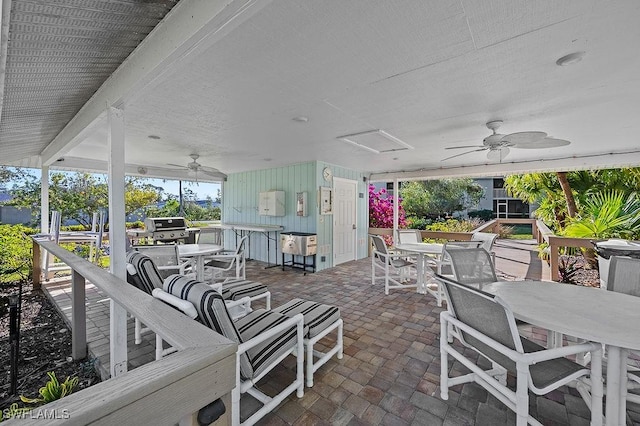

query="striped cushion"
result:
[234,309,299,377]
[126,251,164,294]
[220,279,268,301]
[274,299,340,338]
[163,275,254,379]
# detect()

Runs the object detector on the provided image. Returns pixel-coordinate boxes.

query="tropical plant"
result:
[20,372,79,405]
[562,190,640,240]
[504,168,640,232]
[558,256,580,284]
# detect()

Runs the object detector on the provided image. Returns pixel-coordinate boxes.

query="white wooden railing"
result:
[7,238,236,425]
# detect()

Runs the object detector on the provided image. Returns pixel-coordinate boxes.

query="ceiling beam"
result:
[40,0,274,166]
[369,149,640,182]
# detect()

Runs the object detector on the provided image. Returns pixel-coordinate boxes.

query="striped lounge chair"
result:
[273,299,343,387]
[126,251,270,344]
[162,275,304,426]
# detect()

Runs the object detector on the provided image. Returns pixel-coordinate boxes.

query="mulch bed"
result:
[0,280,100,414]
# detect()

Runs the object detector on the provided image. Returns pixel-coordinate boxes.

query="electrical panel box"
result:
[259,190,285,216]
[296,191,308,216]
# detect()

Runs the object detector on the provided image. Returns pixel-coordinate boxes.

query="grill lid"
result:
[144,217,188,232]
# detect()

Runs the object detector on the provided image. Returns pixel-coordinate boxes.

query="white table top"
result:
[395,243,443,255]
[177,244,223,257]
[206,223,284,232]
[488,280,640,351]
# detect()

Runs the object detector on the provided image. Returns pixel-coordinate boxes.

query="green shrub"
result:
[468,209,494,221]
[425,218,484,233]
[405,217,432,230]
[0,224,36,283]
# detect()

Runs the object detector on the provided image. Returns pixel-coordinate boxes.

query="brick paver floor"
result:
[42,239,640,425]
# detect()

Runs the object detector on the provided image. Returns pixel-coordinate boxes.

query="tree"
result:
[7,172,162,226]
[400,179,484,219]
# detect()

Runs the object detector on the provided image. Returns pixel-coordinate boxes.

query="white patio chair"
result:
[446,246,498,288]
[198,227,223,245]
[42,210,62,279]
[471,232,498,264]
[132,244,191,279]
[161,275,304,426]
[396,228,422,244]
[437,274,604,426]
[202,235,248,282]
[395,228,422,264]
[371,235,417,295]
[604,256,640,405]
[88,210,105,264]
[435,240,483,276]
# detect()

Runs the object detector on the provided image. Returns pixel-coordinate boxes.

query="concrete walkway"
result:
[42,239,640,425]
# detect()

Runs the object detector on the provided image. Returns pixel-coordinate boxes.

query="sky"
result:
[3,167,221,199]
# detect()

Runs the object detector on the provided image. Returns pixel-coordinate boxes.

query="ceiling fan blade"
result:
[487,147,510,162]
[514,137,571,149]
[501,131,547,146]
[201,168,227,179]
[441,148,488,161]
[167,163,188,169]
[444,145,485,150]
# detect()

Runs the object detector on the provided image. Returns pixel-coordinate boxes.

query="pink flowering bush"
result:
[369,185,407,245]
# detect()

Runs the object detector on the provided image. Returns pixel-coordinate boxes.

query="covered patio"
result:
[39,239,626,425]
[2,0,640,424]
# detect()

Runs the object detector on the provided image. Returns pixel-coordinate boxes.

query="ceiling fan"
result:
[167,154,226,180]
[442,121,570,162]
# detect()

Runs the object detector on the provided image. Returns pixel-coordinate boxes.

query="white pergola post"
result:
[107,106,128,377]
[393,179,399,244]
[40,165,49,272]
[40,165,49,233]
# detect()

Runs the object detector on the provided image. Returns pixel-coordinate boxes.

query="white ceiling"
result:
[3,0,640,182]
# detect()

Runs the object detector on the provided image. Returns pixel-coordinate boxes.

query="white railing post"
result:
[71,269,87,359]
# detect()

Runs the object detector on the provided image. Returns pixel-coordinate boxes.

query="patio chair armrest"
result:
[442,311,601,365]
[521,341,602,364]
[237,313,304,355]
[152,288,198,319]
[225,296,251,310]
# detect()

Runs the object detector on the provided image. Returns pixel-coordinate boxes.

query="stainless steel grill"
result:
[144,217,190,243]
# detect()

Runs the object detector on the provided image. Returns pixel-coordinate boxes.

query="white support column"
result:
[107,106,128,378]
[40,165,49,233]
[393,179,399,244]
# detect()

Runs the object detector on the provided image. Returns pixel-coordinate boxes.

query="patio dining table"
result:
[177,243,223,282]
[483,280,640,426]
[395,242,443,296]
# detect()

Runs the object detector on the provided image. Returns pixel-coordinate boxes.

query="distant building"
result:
[371,178,531,219]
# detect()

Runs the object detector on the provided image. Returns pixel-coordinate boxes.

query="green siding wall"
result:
[222,161,368,271]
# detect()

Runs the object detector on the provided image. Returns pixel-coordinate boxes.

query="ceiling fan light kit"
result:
[442,120,570,162]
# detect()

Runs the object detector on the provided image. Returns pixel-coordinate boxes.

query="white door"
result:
[333,178,357,265]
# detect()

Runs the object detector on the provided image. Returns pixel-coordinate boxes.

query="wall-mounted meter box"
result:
[296,191,308,216]
[259,190,285,216]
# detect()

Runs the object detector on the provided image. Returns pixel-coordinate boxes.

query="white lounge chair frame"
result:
[370,235,417,295]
